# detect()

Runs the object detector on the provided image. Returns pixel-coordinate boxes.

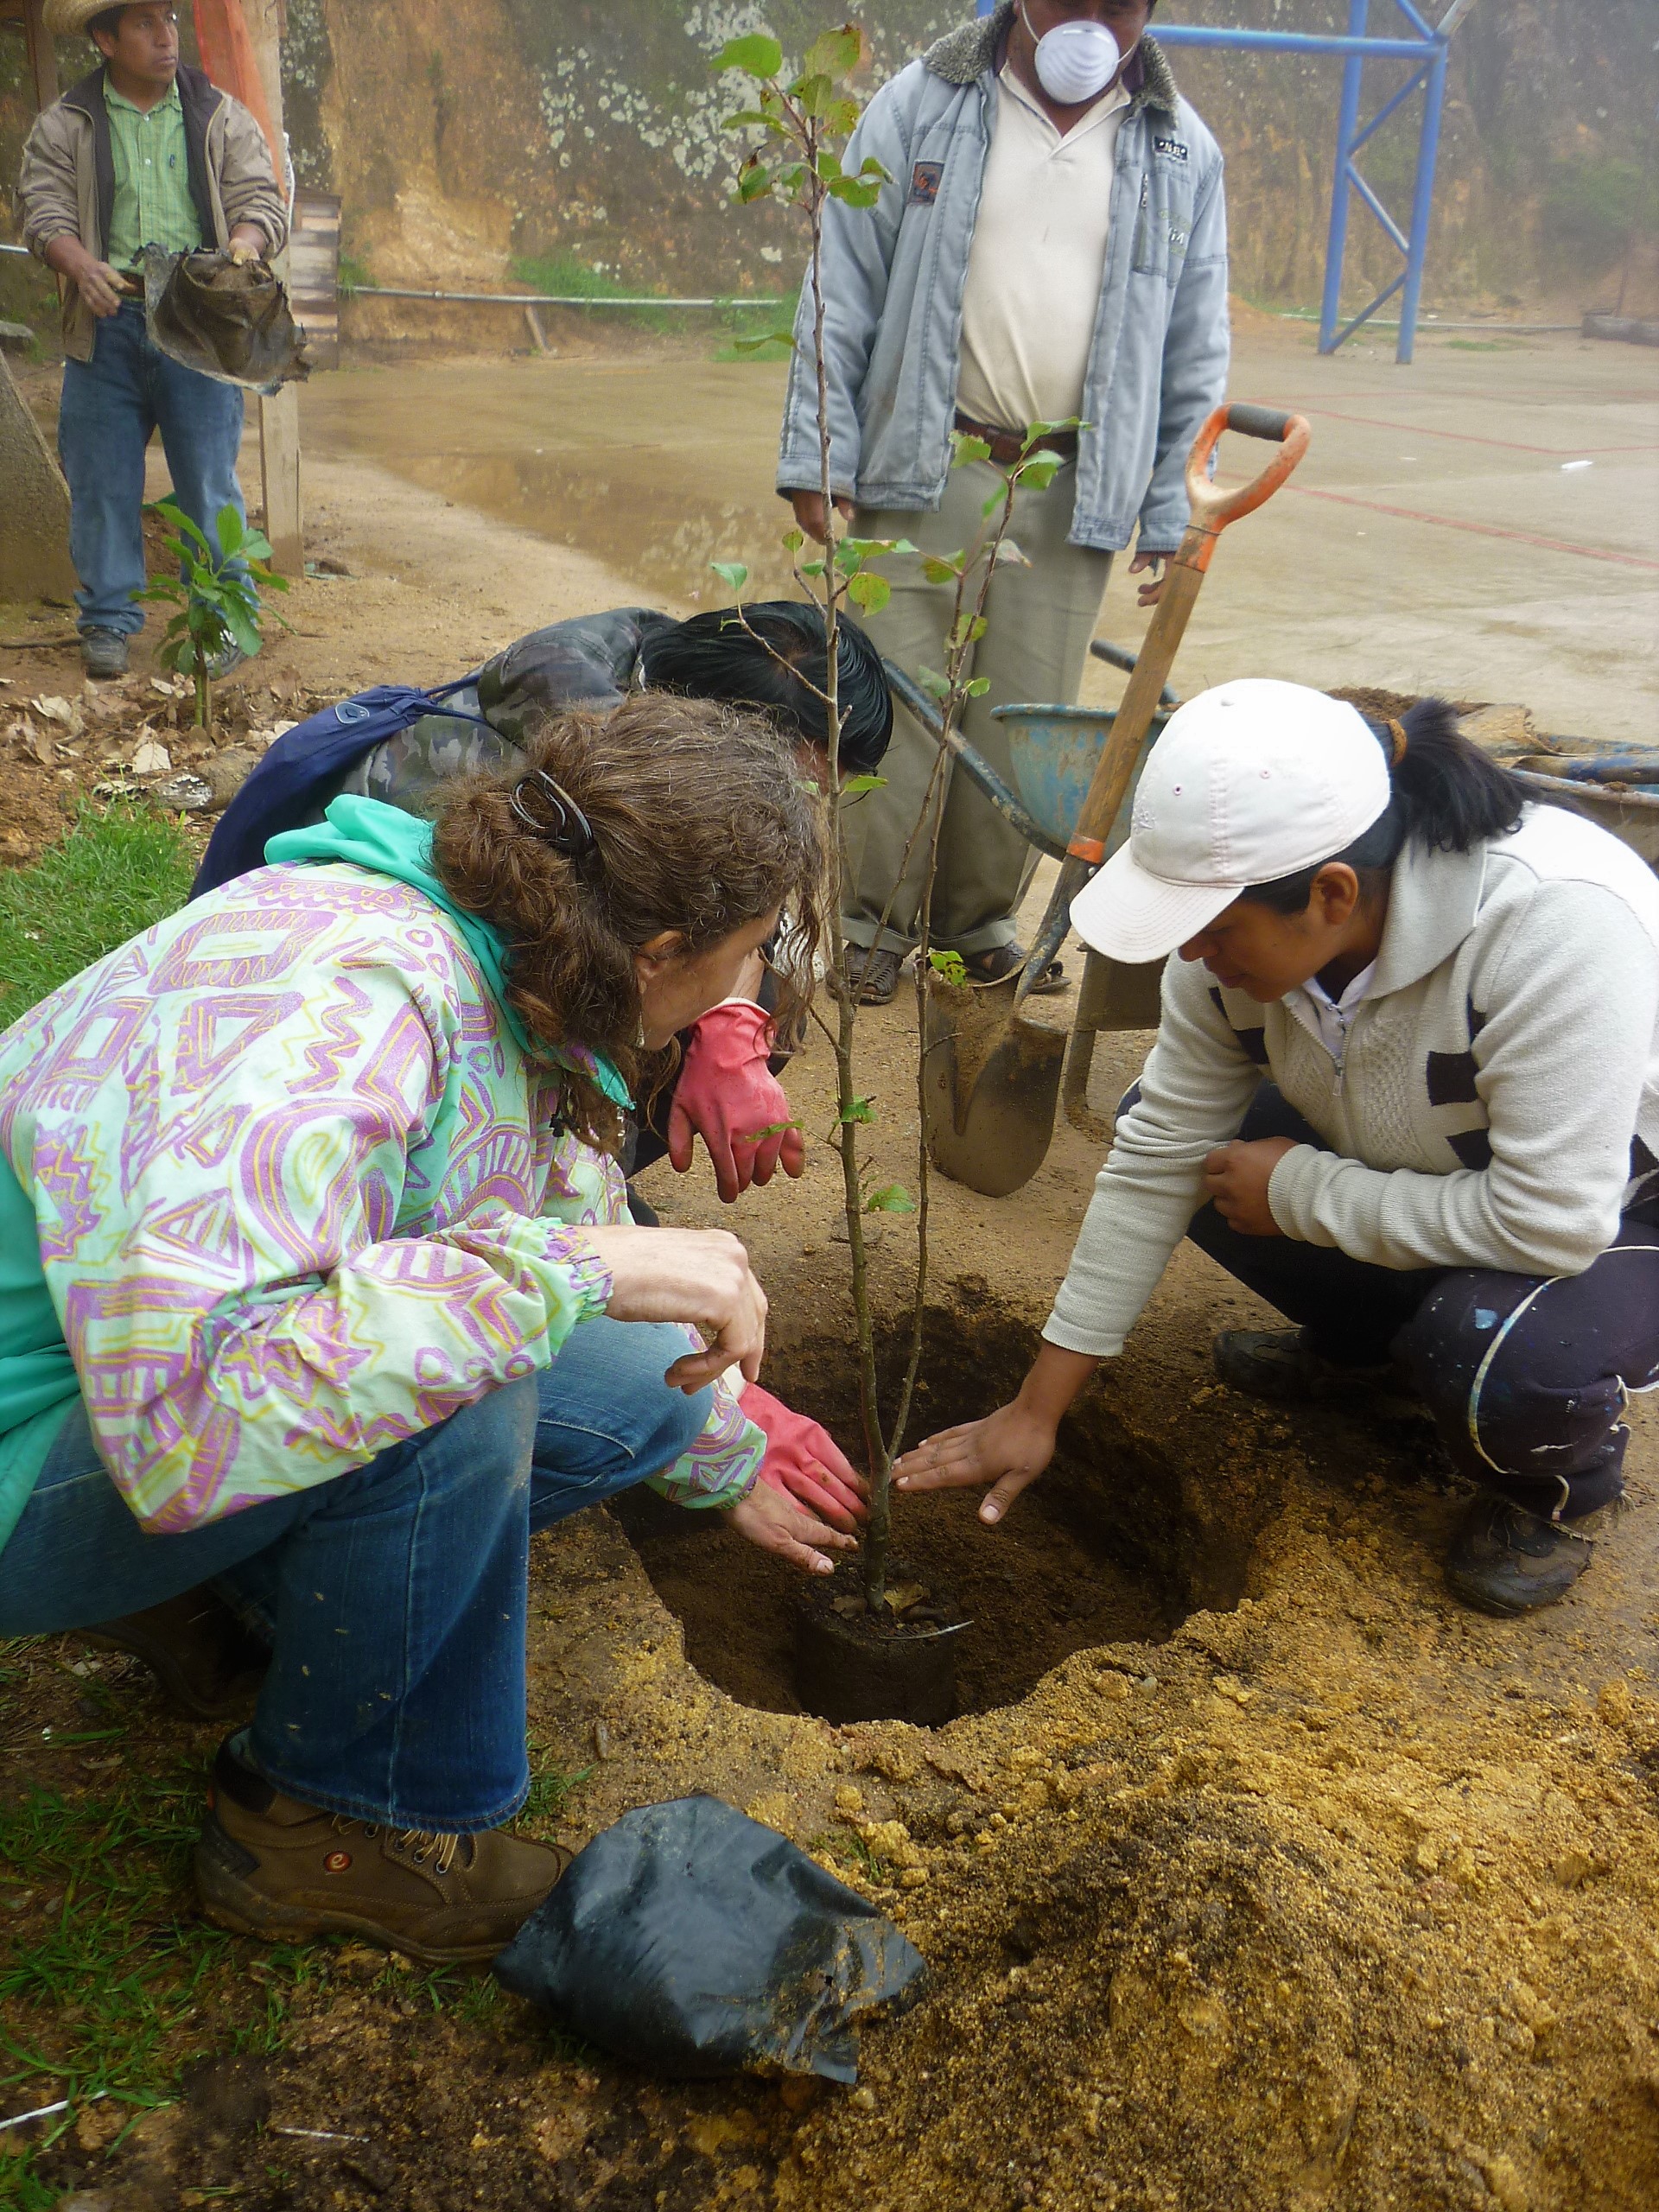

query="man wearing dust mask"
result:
[777,1,1230,1005]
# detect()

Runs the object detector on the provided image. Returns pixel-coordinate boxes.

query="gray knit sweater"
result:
[1046,805,1659,1360]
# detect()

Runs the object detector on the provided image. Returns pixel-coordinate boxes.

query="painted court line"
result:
[1291,405,1659,459]
[1282,485,1659,571]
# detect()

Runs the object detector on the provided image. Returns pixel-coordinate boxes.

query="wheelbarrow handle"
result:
[1181,402,1311,569]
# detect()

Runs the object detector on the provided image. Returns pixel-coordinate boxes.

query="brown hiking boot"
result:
[194,1737,570,1963]
[86,1586,270,1721]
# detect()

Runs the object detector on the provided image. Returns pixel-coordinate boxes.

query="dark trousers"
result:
[1162,1084,1659,1522]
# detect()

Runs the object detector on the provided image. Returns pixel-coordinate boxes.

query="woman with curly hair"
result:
[0,696,841,1961]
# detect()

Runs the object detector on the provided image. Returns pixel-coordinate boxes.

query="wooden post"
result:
[257,382,303,575]
[22,0,60,112]
[239,0,304,575]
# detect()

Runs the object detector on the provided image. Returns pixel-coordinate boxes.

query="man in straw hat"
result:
[17,4,288,678]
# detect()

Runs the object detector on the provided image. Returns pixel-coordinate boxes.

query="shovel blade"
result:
[921,980,1066,1198]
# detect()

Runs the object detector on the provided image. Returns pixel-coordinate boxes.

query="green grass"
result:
[0,805,195,1033]
[0,1749,300,2207]
[511,253,791,359]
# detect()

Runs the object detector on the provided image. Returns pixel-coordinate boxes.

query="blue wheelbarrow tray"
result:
[986,701,1173,862]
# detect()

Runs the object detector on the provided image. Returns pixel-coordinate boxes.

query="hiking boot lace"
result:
[332,1815,463,1876]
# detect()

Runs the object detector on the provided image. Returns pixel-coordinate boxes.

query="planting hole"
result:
[613,1296,1262,1721]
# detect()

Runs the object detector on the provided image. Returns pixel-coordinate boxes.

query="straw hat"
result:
[43,2,131,38]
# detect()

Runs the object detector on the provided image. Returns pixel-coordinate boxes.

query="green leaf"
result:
[857,154,893,181]
[919,554,963,586]
[721,106,775,130]
[735,158,772,203]
[814,148,843,182]
[950,431,993,468]
[865,1183,915,1214]
[733,327,797,353]
[782,526,805,553]
[241,527,274,561]
[738,1118,803,1142]
[963,676,991,696]
[804,23,863,81]
[839,772,887,795]
[222,602,262,659]
[837,1094,876,1125]
[846,570,889,616]
[928,949,969,985]
[1017,453,1064,493]
[917,665,950,701]
[795,72,835,118]
[214,505,245,557]
[799,557,826,578]
[981,491,1007,519]
[825,176,881,208]
[710,560,749,594]
[712,32,783,79]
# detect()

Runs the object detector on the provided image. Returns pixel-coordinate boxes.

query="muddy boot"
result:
[1444,1495,1598,1618]
[86,1586,270,1721]
[1212,1328,1396,1404]
[195,1736,572,1963]
[80,626,129,680]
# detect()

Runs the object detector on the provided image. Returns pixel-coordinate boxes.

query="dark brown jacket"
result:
[18,63,289,361]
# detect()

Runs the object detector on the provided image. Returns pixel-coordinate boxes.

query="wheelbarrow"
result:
[891,400,1312,1198]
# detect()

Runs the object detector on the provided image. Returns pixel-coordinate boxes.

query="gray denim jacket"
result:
[775,9,1230,554]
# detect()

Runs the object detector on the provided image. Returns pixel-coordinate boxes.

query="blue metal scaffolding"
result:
[973,1,1479,365]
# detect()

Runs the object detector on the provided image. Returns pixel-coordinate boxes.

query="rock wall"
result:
[270,0,1658,312]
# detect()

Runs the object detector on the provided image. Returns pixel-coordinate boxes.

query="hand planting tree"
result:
[137,499,288,728]
[715,27,1071,1611]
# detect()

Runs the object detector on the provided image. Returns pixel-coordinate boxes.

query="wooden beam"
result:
[238,0,304,575]
[23,0,59,112]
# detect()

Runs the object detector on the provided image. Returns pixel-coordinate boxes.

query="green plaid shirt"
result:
[104,79,202,269]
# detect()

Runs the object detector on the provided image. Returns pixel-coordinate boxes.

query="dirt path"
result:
[3,415,1656,2212]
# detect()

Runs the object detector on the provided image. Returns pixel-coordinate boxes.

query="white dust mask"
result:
[1021,8,1123,105]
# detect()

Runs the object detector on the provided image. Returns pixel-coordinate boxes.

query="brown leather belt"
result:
[953,410,1079,468]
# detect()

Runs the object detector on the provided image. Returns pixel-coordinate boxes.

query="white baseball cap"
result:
[1070,679,1393,963]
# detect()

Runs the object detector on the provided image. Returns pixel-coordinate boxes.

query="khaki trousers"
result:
[843,460,1113,956]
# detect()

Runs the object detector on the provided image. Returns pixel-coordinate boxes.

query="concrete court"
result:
[299,322,1658,743]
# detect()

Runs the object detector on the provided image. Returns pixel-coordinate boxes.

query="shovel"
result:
[920,401,1311,1198]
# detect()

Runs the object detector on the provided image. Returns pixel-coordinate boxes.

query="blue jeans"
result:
[0,1319,707,1830]
[57,300,247,637]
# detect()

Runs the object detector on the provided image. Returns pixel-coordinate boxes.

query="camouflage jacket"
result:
[338,607,676,814]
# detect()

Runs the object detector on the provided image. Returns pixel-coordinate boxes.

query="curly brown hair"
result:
[429,695,827,1147]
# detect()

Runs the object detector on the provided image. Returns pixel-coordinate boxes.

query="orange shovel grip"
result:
[1179,404,1310,569]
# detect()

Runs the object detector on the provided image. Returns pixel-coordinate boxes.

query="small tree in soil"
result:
[715,29,1066,1608]
[137,499,289,729]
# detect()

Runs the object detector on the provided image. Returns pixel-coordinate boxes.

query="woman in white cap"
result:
[897,678,1659,1615]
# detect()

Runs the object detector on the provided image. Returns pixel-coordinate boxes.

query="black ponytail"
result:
[1240,696,1528,914]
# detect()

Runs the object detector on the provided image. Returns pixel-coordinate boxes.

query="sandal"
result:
[842,944,904,1007]
[958,943,1069,995]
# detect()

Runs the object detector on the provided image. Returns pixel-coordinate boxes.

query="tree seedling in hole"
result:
[137,499,289,728]
[715,28,1080,1610]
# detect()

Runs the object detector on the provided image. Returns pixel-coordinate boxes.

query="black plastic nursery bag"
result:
[493,1795,926,2082]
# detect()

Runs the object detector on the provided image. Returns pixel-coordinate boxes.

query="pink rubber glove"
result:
[741,1382,870,1534]
[666,1000,804,1204]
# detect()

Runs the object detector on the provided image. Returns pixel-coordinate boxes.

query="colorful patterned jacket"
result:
[0,800,762,1548]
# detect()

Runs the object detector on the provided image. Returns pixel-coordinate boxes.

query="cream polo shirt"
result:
[956,66,1129,435]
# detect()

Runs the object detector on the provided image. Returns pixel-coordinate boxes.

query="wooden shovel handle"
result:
[1065,402,1310,864]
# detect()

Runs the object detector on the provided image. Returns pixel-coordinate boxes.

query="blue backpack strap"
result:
[190,684,493,899]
